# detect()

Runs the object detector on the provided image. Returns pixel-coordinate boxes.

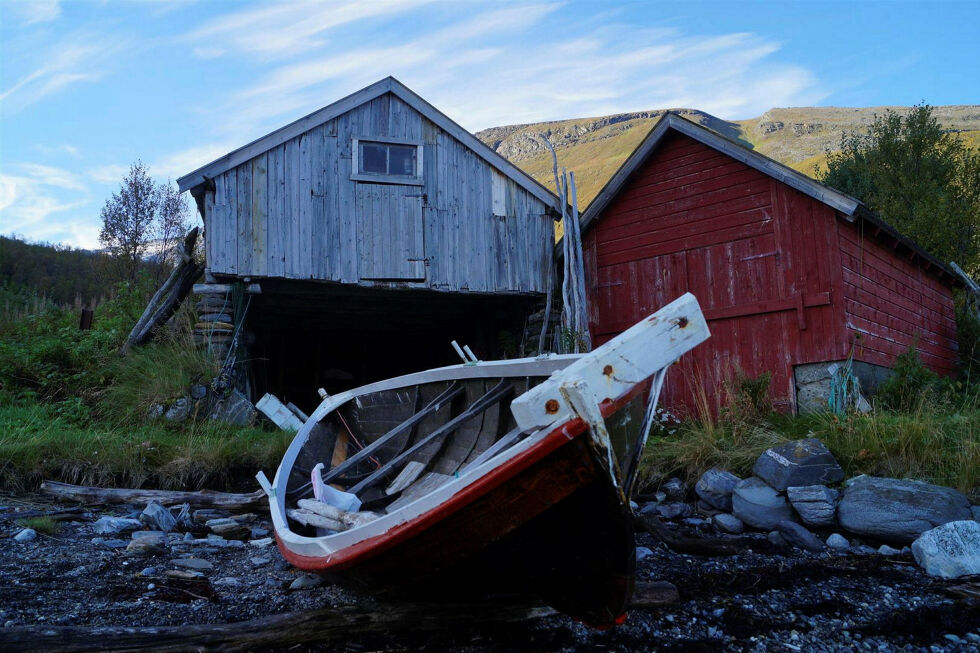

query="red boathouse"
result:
[579,113,960,414]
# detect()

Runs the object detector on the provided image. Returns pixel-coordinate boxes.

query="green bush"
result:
[875,341,940,411]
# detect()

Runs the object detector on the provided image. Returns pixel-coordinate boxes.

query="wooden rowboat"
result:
[261,293,709,627]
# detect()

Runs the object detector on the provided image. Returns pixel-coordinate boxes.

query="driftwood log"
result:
[121,227,204,354]
[636,512,745,556]
[39,481,266,512]
[0,507,87,521]
[0,583,678,652]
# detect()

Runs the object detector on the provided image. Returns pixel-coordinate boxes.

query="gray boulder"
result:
[288,574,322,591]
[731,477,795,530]
[695,468,740,511]
[125,533,166,556]
[911,520,980,578]
[661,477,686,502]
[787,485,839,527]
[141,501,177,532]
[777,520,825,552]
[656,503,693,520]
[712,513,744,534]
[13,529,36,543]
[752,438,843,491]
[767,531,788,549]
[972,505,980,522]
[826,533,850,550]
[92,517,143,535]
[164,398,191,422]
[837,476,972,544]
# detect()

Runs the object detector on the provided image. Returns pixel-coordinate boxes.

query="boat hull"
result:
[278,417,635,627]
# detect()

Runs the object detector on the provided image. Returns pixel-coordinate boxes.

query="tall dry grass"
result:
[637,369,980,496]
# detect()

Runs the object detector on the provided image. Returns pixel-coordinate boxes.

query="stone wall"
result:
[794,360,892,414]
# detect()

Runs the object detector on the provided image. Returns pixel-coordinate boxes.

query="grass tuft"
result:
[16,516,61,535]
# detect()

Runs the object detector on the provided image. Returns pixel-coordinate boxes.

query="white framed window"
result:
[352,137,423,185]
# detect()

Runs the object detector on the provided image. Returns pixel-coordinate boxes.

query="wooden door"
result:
[356,183,425,281]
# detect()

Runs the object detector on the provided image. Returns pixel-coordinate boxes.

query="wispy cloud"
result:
[7,0,61,25]
[0,35,123,113]
[152,142,243,181]
[184,0,438,60]
[34,143,82,158]
[214,8,823,141]
[0,166,94,247]
[87,164,130,185]
[18,164,89,192]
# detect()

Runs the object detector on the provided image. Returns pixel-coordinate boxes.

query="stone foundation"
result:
[794,360,892,414]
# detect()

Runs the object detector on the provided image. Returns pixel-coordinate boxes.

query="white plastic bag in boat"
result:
[311,463,362,512]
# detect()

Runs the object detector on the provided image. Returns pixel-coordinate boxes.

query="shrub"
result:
[875,340,940,411]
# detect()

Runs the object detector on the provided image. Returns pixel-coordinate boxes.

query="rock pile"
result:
[642,438,980,579]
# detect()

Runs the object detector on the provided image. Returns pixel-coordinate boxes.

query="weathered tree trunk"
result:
[121,227,203,354]
[636,513,745,556]
[39,480,266,512]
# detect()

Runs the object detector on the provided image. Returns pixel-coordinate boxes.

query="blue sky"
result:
[1,0,978,249]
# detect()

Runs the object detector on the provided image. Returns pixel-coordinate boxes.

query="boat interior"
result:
[284,375,548,535]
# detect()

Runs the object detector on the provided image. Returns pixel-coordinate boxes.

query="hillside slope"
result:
[476,105,980,207]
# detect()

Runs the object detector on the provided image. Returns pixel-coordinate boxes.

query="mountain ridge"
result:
[475,104,980,208]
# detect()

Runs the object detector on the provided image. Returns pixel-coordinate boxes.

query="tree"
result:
[820,104,980,273]
[99,164,193,283]
[155,180,191,279]
[99,161,158,282]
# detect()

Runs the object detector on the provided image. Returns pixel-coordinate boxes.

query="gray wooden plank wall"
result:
[205,92,551,293]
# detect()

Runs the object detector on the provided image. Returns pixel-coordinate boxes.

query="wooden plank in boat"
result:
[331,431,349,470]
[385,472,452,513]
[314,383,462,490]
[460,383,503,467]
[458,426,525,474]
[385,461,427,495]
[432,379,487,475]
[348,380,512,495]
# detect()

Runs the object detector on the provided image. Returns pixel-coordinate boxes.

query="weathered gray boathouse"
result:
[177,77,559,408]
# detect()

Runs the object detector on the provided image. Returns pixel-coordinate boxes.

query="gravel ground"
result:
[1,495,978,652]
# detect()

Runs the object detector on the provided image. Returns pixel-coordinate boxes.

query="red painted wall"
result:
[838,221,958,375]
[584,131,958,414]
